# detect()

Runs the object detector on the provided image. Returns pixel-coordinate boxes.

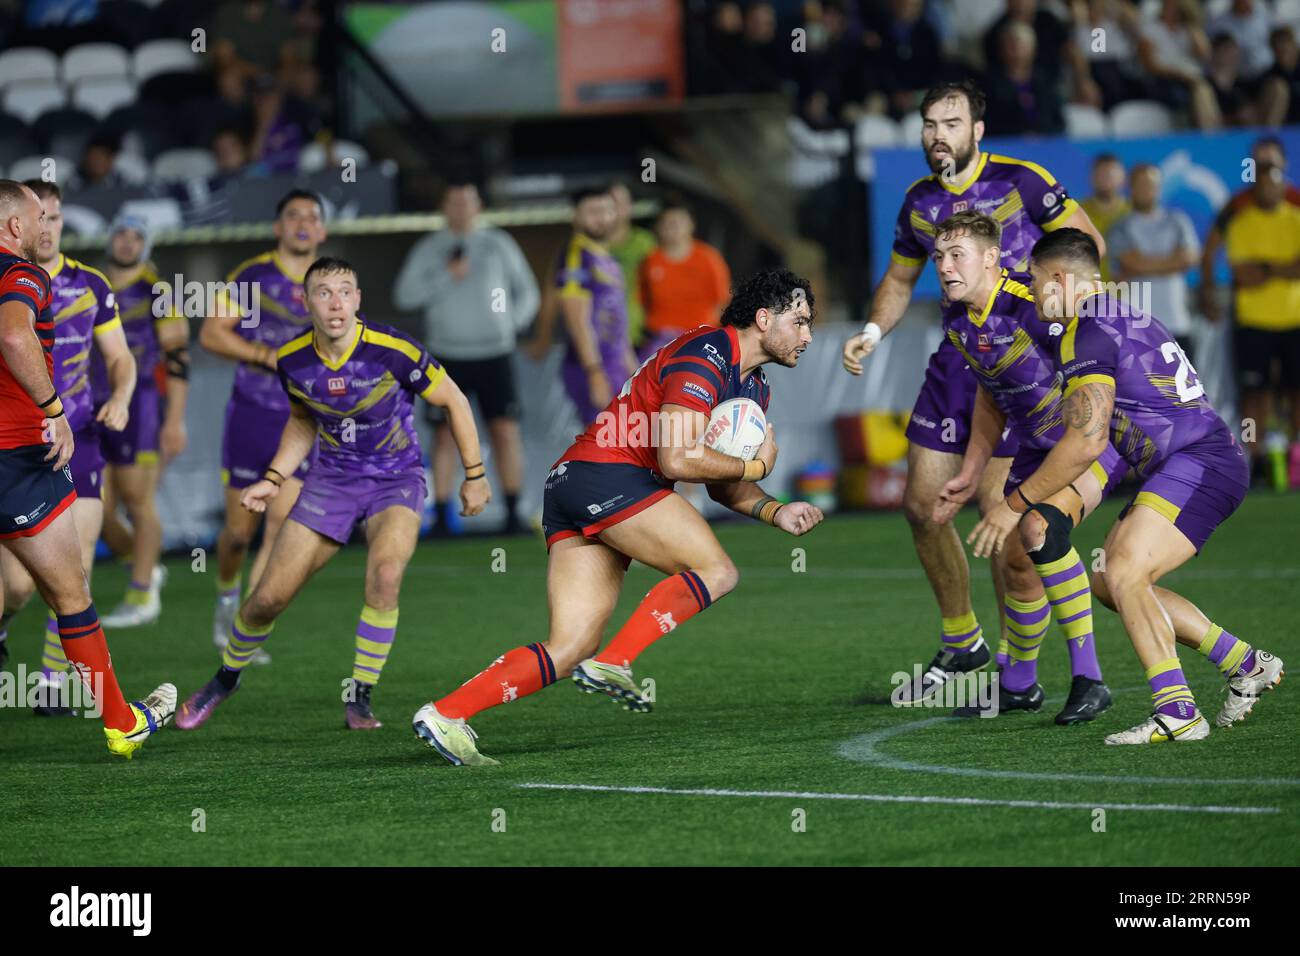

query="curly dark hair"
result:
[720,269,815,328]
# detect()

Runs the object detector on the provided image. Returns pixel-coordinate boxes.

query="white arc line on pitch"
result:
[837,716,1300,788]
[517,783,1278,815]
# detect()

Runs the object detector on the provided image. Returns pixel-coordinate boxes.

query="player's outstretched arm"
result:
[0,299,73,468]
[707,480,824,536]
[424,374,491,516]
[242,403,317,513]
[968,381,1113,558]
[657,404,777,483]
[935,384,1005,524]
[93,322,136,432]
[843,258,924,374]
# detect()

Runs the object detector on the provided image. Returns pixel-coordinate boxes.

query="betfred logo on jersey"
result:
[327,376,346,395]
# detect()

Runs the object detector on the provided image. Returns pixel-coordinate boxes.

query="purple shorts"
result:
[562,355,634,427]
[100,387,159,466]
[906,340,1019,458]
[1005,441,1129,500]
[1120,433,1249,552]
[221,398,313,489]
[70,423,105,499]
[288,470,427,545]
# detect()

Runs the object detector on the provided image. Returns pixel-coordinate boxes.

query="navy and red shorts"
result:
[0,443,77,539]
[542,459,674,550]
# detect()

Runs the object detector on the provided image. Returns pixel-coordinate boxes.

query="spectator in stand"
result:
[1219,150,1300,481]
[1108,163,1201,362]
[1206,32,1259,127]
[1260,25,1300,127]
[247,73,319,175]
[1199,137,1300,324]
[799,0,865,127]
[393,181,539,535]
[700,1,747,95]
[982,20,1065,137]
[606,182,657,352]
[76,133,122,189]
[861,0,946,119]
[208,0,299,78]
[1068,0,1146,111]
[1208,0,1275,83]
[637,200,731,359]
[737,1,785,94]
[1080,152,1130,283]
[1136,0,1220,130]
[981,0,1071,86]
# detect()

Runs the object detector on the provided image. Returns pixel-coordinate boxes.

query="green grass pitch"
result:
[2,493,1297,866]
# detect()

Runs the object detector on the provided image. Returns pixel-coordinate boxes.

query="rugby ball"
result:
[702,398,767,461]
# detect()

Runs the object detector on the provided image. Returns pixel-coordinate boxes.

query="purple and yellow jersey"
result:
[1057,292,1229,478]
[218,251,312,411]
[94,268,183,404]
[555,233,630,366]
[941,269,1062,452]
[892,153,1079,272]
[47,255,120,432]
[276,320,445,479]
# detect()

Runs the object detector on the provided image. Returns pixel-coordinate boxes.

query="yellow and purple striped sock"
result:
[1002,595,1050,692]
[216,574,241,602]
[1196,624,1255,677]
[41,611,69,680]
[1034,548,1103,681]
[124,580,151,607]
[940,611,982,655]
[222,613,273,671]
[1147,657,1197,719]
[352,605,397,686]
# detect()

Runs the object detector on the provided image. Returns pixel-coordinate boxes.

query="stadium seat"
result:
[62,43,131,85]
[0,114,39,170]
[33,107,100,158]
[1109,100,1174,138]
[6,154,75,183]
[152,147,217,182]
[59,203,110,238]
[854,114,902,150]
[72,76,138,120]
[900,111,923,146]
[1064,103,1110,140]
[103,102,180,158]
[298,140,372,174]
[0,48,60,90]
[132,39,201,83]
[2,81,67,124]
[112,150,151,185]
[117,197,182,232]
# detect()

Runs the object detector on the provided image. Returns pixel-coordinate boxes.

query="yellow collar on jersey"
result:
[314,320,363,371]
[966,268,1009,327]
[937,152,990,195]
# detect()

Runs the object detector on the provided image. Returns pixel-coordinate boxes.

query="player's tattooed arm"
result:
[1062,381,1114,442]
[1014,380,1114,507]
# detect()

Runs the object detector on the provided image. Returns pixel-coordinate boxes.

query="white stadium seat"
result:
[854,114,902,150]
[6,154,74,183]
[1109,100,1174,138]
[113,151,151,185]
[132,39,201,83]
[152,147,217,182]
[72,77,137,120]
[0,48,59,90]
[2,81,67,124]
[117,197,183,232]
[63,44,131,86]
[1064,103,1110,139]
[298,139,372,174]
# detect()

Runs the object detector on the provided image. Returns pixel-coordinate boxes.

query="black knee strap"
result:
[1024,503,1075,565]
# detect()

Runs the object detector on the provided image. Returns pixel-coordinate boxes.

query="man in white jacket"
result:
[394,181,540,534]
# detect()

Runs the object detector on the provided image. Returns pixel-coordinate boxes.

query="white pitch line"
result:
[517,782,1278,815]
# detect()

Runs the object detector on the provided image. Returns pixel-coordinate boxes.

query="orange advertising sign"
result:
[557,0,684,111]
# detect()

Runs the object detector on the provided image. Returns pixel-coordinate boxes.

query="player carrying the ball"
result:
[176,256,490,730]
[413,268,824,766]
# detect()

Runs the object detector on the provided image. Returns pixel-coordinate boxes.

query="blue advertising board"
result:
[869,126,1300,299]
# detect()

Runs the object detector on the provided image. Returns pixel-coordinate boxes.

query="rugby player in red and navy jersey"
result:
[0,180,174,757]
[413,269,825,766]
